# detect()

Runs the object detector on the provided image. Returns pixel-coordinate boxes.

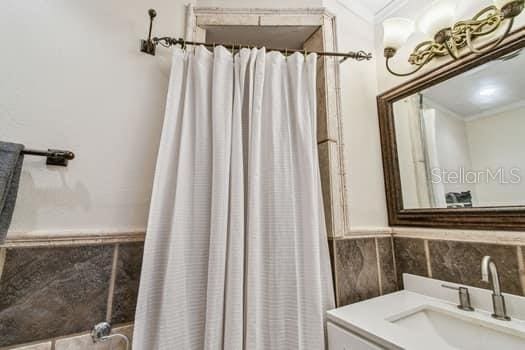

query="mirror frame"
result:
[377,27,525,231]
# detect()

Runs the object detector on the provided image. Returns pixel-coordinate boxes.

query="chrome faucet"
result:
[481,256,510,321]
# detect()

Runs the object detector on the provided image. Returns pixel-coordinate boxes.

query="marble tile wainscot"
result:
[393,233,525,296]
[0,233,144,349]
[328,233,398,307]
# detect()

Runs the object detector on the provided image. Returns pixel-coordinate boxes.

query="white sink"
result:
[389,305,525,350]
[327,275,525,350]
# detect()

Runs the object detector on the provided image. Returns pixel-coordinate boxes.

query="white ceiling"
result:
[422,49,525,120]
[356,0,394,15]
[337,0,395,20]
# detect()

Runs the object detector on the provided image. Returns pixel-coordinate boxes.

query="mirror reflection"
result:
[394,49,525,209]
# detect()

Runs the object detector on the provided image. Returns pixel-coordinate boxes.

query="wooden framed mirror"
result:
[377,28,525,231]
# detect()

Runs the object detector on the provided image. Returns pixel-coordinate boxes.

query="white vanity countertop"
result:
[326,274,525,350]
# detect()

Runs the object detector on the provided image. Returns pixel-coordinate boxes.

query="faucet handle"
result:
[442,284,475,311]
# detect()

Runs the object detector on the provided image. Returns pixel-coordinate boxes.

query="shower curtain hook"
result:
[304,49,308,59]
[285,48,288,59]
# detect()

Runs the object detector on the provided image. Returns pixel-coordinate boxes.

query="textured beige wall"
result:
[332,1,389,231]
[0,0,192,236]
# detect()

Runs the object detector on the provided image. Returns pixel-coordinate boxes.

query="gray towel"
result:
[0,142,24,243]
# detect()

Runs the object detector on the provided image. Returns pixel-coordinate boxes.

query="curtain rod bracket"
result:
[140,9,157,55]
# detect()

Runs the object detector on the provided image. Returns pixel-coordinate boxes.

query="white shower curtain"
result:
[405,96,432,208]
[133,46,334,350]
[422,109,447,208]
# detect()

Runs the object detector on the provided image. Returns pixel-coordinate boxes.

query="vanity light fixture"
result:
[383,0,525,77]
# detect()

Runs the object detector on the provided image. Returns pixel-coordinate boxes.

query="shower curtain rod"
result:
[140,9,372,63]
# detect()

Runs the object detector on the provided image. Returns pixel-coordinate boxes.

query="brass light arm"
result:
[386,57,430,77]
[466,18,515,54]
[439,6,504,60]
[409,41,448,66]
[384,48,435,77]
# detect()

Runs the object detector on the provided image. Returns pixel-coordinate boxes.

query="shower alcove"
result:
[185,7,350,244]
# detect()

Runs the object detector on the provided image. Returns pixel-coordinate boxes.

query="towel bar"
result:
[22,148,75,167]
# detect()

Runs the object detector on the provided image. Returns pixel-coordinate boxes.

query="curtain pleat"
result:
[133,46,334,350]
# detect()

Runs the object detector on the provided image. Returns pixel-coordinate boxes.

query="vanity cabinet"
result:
[327,322,383,350]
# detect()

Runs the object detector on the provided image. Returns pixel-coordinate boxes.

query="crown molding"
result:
[423,96,465,121]
[335,0,375,23]
[374,0,409,23]
[465,100,525,122]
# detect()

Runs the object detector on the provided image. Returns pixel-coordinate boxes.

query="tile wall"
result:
[0,236,144,349]
[3,230,524,348]
[328,229,525,308]
[393,236,525,296]
[328,235,398,307]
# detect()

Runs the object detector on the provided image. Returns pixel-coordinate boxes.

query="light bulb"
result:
[479,86,498,97]
[383,17,415,50]
[418,0,457,37]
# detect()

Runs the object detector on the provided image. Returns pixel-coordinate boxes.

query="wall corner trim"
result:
[1,230,146,248]
[344,227,393,239]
